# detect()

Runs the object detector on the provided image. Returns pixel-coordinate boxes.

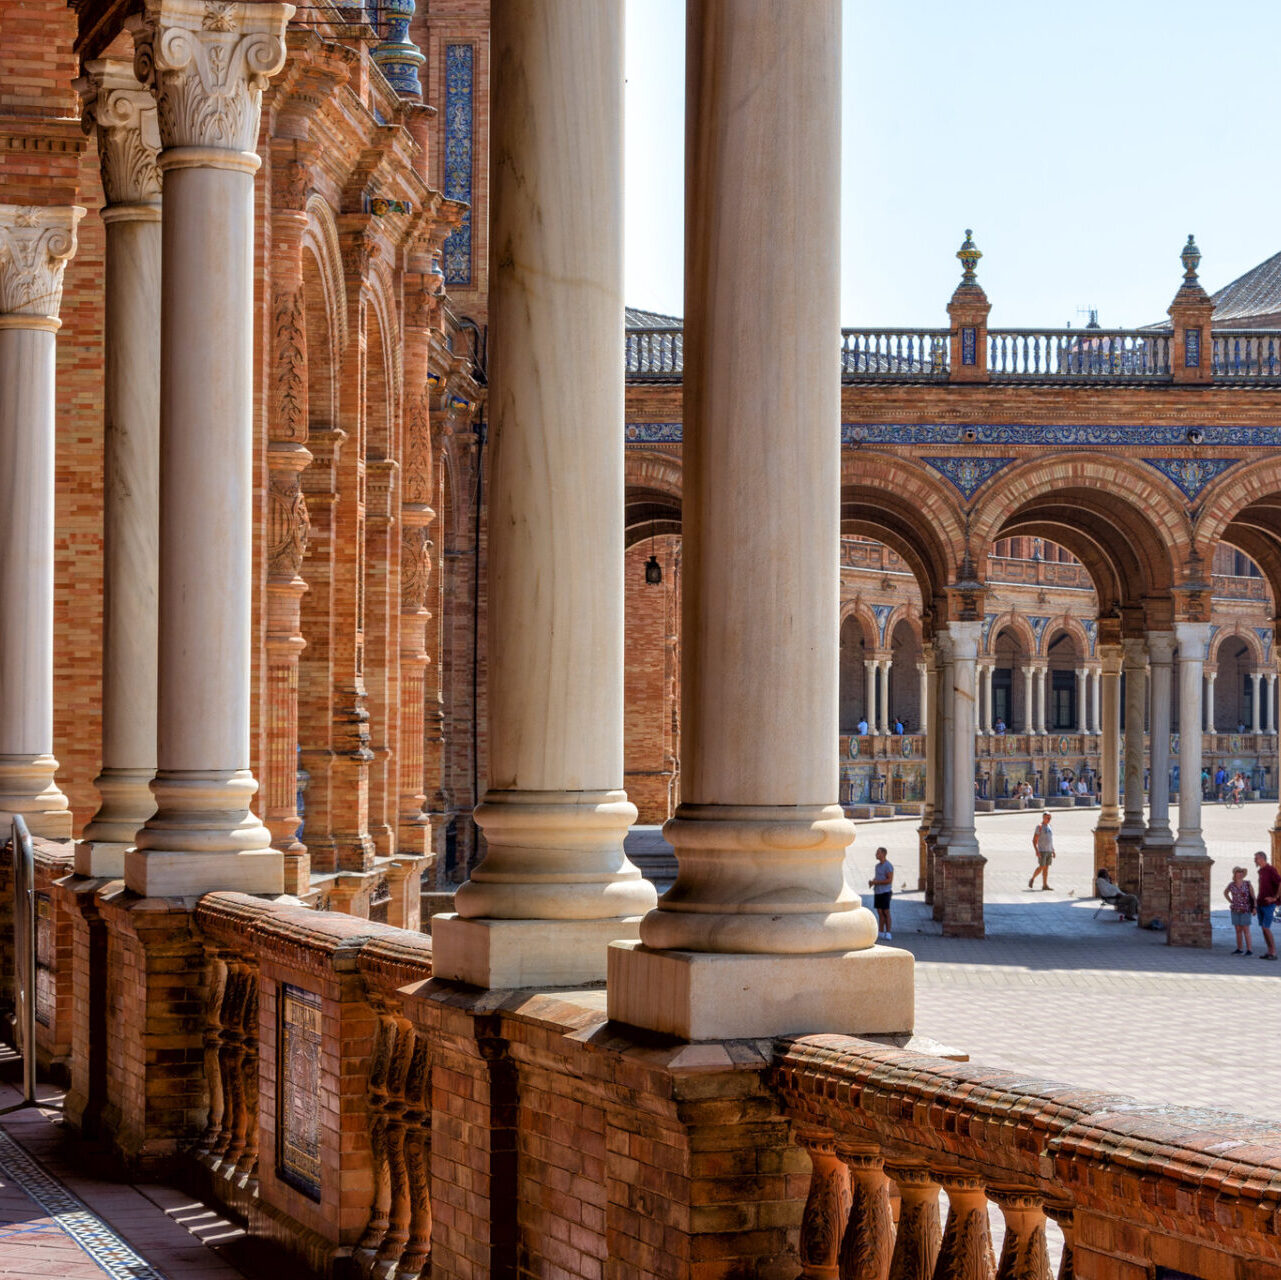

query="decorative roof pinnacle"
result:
[1181,234,1201,284]
[957,229,982,286]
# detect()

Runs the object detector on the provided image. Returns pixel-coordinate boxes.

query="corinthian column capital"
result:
[0,205,85,324]
[131,0,294,162]
[77,59,163,210]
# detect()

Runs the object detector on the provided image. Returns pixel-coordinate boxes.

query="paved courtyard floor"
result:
[842,802,1281,1118]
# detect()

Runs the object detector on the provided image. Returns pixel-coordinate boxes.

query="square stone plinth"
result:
[123,848,284,898]
[606,941,914,1041]
[431,914,644,988]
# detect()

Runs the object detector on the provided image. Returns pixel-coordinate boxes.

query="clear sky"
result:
[624,1,1281,329]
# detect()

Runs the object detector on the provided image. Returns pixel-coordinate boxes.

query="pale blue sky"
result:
[624,1,1281,329]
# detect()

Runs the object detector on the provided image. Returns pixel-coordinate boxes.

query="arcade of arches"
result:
[5,0,1281,1275]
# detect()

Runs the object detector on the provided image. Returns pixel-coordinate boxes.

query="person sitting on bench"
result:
[1096,867,1139,920]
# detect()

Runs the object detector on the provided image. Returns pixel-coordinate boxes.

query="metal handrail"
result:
[0,816,57,1115]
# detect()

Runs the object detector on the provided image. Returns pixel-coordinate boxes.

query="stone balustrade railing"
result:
[775,1034,1281,1279]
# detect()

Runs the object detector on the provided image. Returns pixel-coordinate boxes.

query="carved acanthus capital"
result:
[0,205,85,321]
[131,0,293,157]
[267,466,310,581]
[77,59,162,208]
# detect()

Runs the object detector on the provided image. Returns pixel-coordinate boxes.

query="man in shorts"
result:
[869,846,894,940]
[1254,850,1279,960]
[1028,812,1055,890]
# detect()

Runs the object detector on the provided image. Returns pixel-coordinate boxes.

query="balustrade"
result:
[1212,329,1281,379]
[625,325,683,378]
[987,329,1170,380]
[778,1036,1281,1280]
[841,330,950,379]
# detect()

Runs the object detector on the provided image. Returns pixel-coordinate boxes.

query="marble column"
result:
[878,659,892,735]
[1251,669,1262,732]
[609,0,908,1040]
[916,661,928,737]
[1074,667,1088,733]
[1093,644,1122,874]
[1170,621,1211,946]
[1173,623,1209,860]
[1035,665,1048,734]
[1139,632,1175,927]
[75,60,162,874]
[864,659,877,733]
[981,663,994,734]
[1204,671,1217,733]
[127,0,293,896]
[1091,663,1102,735]
[1020,665,1034,732]
[0,205,83,840]
[944,622,980,858]
[434,0,656,988]
[917,649,935,894]
[935,635,955,856]
[1117,639,1148,893]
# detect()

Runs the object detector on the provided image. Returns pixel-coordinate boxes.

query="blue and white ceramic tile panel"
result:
[442,44,474,286]
[627,423,1279,453]
[0,1128,169,1279]
[920,456,1015,500]
[1140,457,1238,501]
[1206,624,1220,658]
[1082,618,1097,656]
[1256,627,1274,658]
[981,613,999,648]
[1029,616,1051,648]
[871,603,894,643]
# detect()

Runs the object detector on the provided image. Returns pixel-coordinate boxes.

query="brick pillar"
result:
[1168,235,1214,386]
[946,230,990,384]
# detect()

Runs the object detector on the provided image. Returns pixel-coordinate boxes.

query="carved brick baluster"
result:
[214,966,247,1163]
[222,963,253,1170]
[990,1190,1051,1280]
[796,1126,851,1280]
[838,1145,894,1280]
[1045,1207,1073,1280]
[374,1016,415,1277]
[357,1010,395,1266]
[233,967,260,1183]
[198,956,229,1157]
[885,1164,942,1280]
[933,1173,995,1280]
[398,1031,432,1279]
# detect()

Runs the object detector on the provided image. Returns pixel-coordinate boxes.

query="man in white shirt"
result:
[1028,812,1055,890]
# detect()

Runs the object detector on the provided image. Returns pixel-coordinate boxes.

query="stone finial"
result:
[76,58,162,209]
[372,0,425,98]
[0,205,85,320]
[956,228,982,286]
[130,0,294,157]
[1181,234,1201,283]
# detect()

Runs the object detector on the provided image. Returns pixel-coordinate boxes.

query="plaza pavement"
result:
[630,802,1281,1120]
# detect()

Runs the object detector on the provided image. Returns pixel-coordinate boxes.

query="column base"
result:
[1092,824,1120,876]
[74,840,129,878]
[939,854,986,938]
[1139,842,1173,928]
[1168,855,1213,948]
[0,754,73,838]
[432,913,644,988]
[1114,831,1144,898]
[124,847,283,898]
[606,940,914,1040]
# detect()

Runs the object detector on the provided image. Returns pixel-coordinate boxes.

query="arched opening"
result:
[1045,627,1084,732]
[991,623,1031,731]
[888,616,923,732]
[838,611,874,732]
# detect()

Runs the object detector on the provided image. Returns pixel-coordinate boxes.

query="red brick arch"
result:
[992,516,1119,616]
[1044,615,1092,662]
[840,452,968,602]
[1192,456,1281,555]
[1209,624,1266,666]
[971,453,1189,602]
[839,600,880,651]
[884,603,923,648]
[625,448,683,548]
[985,610,1038,659]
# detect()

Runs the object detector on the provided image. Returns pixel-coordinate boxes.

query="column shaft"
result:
[1020,665,1033,733]
[1075,668,1087,734]
[1145,636,1174,846]
[0,207,83,839]
[609,0,907,1040]
[879,659,892,735]
[1252,670,1262,733]
[436,0,655,988]
[129,0,293,895]
[1091,664,1102,734]
[864,660,876,732]
[944,623,979,857]
[1035,666,1047,734]
[1205,672,1217,734]
[1174,623,1209,858]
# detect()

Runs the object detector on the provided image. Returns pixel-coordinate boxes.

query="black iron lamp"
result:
[644,522,663,584]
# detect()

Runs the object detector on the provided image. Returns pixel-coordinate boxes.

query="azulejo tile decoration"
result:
[871,603,894,642]
[441,44,474,286]
[921,455,1016,500]
[1140,457,1238,501]
[0,1127,169,1279]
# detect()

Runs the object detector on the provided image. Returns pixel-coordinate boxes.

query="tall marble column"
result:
[916,661,928,736]
[75,60,161,873]
[1020,665,1034,732]
[1170,621,1211,945]
[1091,664,1102,734]
[864,659,876,732]
[981,663,994,734]
[878,659,892,734]
[1251,670,1262,732]
[1035,666,1048,734]
[917,649,934,894]
[1093,644,1122,874]
[1117,639,1148,894]
[609,0,909,1040]
[1075,667,1087,733]
[939,621,984,938]
[127,0,293,896]
[1139,632,1175,927]
[1204,671,1217,733]
[0,205,83,839]
[433,0,656,989]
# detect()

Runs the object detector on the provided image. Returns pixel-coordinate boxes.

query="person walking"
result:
[1223,866,1256,955]
[1254,850,1280,960]
[869,846,894,940]
[1028,812,1055,890]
